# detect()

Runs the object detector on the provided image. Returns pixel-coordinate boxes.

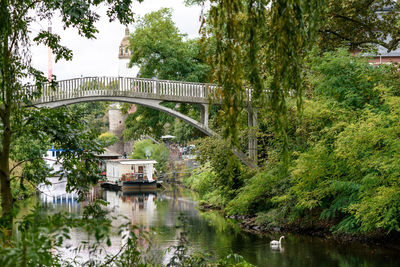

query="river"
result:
[38,178,400,266]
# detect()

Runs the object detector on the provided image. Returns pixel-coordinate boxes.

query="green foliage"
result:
[196,48,400,235]
[129,8,210,82]
[307,48,381,109]
[184,137,257,208]
[0,0,137,236]
[123,8,210,142]
[206,0,322,152]
[184,163,216,198]
[318,0,400,52]
[226,169,280,215]
[131,139,170,173]
[171,105,204,144]
[68,101,109,133]
[255,209,284,230]
[97,132,119,148]
[184,163,231,207]
[196,137,244,197]
[290,51,400,233]
[123,102,175,140]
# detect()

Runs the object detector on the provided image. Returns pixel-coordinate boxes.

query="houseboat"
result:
[43,147,64,175]
[105,159,157,192]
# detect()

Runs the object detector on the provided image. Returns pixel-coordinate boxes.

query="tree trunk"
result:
[0,114,14,239]
[0,2,14,238]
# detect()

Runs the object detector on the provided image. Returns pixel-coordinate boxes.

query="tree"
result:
[183,0,320,162]
[0,0,137,237]
[129,8,210,82]
[318,0,400,52]
[123,8,210,141]
[123,103,175,140]
[68,101,109,133]
[130,139,170,173]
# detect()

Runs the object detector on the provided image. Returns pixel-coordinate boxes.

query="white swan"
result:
[270,236,284,246]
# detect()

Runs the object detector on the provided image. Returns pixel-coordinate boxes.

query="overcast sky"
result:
[30,0,204,81]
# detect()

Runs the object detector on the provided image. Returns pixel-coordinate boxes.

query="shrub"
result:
[97,132,119,148]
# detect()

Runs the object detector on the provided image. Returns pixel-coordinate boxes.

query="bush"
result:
[96,132,119,148]
[307,48,381,109]
[184,163,216,197]
[226,169,280,215]
[291,93,400,233]
[192,48,400,235]
[195,137,244,198]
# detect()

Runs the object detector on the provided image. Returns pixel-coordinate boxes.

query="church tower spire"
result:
[118,27,133,77]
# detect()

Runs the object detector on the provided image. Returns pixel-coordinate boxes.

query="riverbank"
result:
[198,202,400,251]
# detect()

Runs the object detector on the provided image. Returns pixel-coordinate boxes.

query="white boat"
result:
[105,159,158,192]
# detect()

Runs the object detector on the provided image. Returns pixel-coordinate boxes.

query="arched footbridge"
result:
[27,76,257,167]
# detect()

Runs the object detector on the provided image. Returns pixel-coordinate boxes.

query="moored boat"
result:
[105,159,158,192]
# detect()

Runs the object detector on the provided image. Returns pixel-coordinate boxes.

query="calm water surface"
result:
[39,178,400,266]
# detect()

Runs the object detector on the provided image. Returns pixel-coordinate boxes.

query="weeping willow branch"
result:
[208,0,322,163]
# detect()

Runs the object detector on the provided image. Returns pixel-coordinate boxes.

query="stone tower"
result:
[107,104,126,155]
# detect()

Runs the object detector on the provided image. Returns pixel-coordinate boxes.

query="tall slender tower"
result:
[48,20,53,81]
[118,27,133,77]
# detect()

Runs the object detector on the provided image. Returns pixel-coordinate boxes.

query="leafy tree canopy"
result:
[0,0,139,235]
[318,0,400,52]
[129,8,210,82]
[124,8,210,141]
[187,0,400,160]
[130,139,170,173]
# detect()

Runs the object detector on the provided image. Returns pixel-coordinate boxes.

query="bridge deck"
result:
[27,77,226,105]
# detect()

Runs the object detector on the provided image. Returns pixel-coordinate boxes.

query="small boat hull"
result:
[121,180,157,192]
[100,182,121,191]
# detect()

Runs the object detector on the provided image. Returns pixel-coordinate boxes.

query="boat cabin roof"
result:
[106,159,157,165]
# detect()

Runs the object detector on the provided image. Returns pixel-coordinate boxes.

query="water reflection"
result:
[39,181,400,267]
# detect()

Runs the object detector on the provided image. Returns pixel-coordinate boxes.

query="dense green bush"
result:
[195,137,245,199]
[96,132,119,148]
[307,48,381,109]
[226,169,280,215]
[184,163,216,197]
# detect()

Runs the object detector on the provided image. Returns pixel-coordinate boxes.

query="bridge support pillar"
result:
[248,106,258,163]
[200,104,209,128]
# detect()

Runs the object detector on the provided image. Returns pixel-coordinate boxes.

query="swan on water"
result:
[270,236,284,246]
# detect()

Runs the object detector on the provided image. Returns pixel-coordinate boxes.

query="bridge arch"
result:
[35,96,215,137]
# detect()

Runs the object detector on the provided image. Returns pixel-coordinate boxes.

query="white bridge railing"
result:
[27,77,225,105]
